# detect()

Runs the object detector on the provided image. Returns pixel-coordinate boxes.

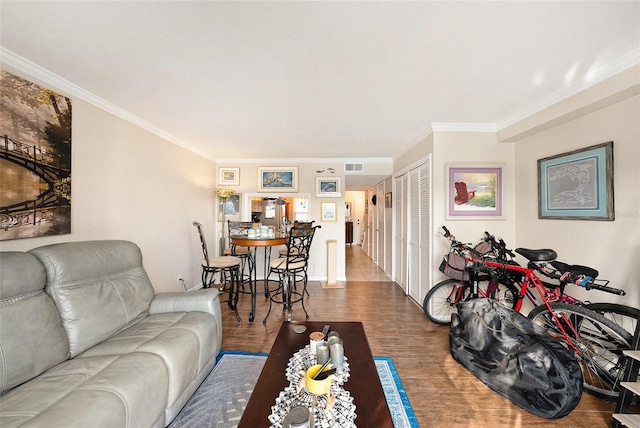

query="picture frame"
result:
[258,166,298,192]
[446,165,504,220]
[538,141,614,220]
[345,202,352,217]
[218,193,241,222]
[294,197,309,213]
[315,177,341,197]
[385,192,392,208]
[218,167,239,186]
[320,201,338,222]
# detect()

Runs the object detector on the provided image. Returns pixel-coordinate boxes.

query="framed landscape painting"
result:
[219,167,239,186]
[258,166,298,192]
[538,142,614,220]
[446,165,503,220]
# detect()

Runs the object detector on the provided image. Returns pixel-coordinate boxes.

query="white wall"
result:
[514,95,640,307]
[0,98,217,293]
[431,131,517,283]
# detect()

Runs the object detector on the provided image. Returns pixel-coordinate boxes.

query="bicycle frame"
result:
[480,259,582,354]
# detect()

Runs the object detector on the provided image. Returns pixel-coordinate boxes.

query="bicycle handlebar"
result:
[587,283,626,295]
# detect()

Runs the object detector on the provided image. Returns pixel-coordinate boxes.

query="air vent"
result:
[345,162,364,172]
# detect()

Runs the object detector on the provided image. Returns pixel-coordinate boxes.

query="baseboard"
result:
[188,283,204,292]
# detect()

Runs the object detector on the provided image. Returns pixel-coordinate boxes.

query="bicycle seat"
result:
[515,248,557,262]
[550,260,599,278]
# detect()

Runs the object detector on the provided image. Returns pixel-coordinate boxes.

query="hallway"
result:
[345,244,389,281]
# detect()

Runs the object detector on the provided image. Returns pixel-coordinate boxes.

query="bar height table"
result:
[230,233,288,322]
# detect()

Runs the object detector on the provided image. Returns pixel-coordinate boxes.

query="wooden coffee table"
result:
[238,321,393,427]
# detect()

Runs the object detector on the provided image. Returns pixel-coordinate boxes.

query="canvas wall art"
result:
[0,71,72,240]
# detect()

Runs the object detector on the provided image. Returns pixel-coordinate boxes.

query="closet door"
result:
[417,159,432,304]
[393,176,404,286]
[376,182,385,269]
[407,169,421,299]
[399,175,409,291]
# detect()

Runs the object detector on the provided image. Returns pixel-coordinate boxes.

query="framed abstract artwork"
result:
[538,142,614,220]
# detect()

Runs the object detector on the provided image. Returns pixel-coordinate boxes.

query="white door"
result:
[399,175,409,291]
[393,177,404,285]
[408,169,420,299]
[367,188,375,260]
[417,158,432,304]
[376,182,385,269]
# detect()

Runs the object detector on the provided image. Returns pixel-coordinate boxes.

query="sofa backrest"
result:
[0,252,70,394]
[28,240,156,357]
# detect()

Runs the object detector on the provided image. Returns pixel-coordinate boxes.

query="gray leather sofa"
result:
[0,240,222,427]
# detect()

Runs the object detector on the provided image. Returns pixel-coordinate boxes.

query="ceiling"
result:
[1,1,639,190]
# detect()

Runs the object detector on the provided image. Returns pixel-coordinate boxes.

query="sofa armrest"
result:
[149,289,221,318]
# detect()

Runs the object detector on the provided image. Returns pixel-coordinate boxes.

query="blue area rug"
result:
[170,350,418,428]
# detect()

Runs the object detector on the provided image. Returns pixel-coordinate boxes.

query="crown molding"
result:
[215,157,393,164]
[430,123,497,133]
[0,47,212,160]
[497,48,640,130]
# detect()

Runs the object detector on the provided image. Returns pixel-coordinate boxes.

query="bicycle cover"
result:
[449,298,583,419]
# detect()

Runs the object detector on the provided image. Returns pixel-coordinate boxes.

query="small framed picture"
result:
[316,177,341,197]
[320,202,337,222]
[218,193,241,222]
[385,192,392,208]
[219,167,239,186]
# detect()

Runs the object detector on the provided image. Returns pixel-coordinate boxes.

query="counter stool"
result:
[193,221,242,323]
[225,221,254,290]
[278,221,319,296]
[264,225,319,323]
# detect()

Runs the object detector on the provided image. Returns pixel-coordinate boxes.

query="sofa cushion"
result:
[0,353,168,428]
[0,252,69,394]
[78,311,219,410]
[29,241,156,357]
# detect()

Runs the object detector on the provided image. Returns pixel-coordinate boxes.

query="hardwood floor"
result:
[221,245,617,427]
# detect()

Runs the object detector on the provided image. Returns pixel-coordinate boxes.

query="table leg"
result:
[263,246,272,297]
[248,249,256,322]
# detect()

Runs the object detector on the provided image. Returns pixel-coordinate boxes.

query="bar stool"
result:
[224,221,254,289]
[278,221,319,295]
[264,225,320,323]
[193,221,242,323]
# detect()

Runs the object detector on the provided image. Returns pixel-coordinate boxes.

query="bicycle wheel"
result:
[423,276,519,325]
[528,302,633,401]
[585,302,639,337]
[423,279,470,325]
